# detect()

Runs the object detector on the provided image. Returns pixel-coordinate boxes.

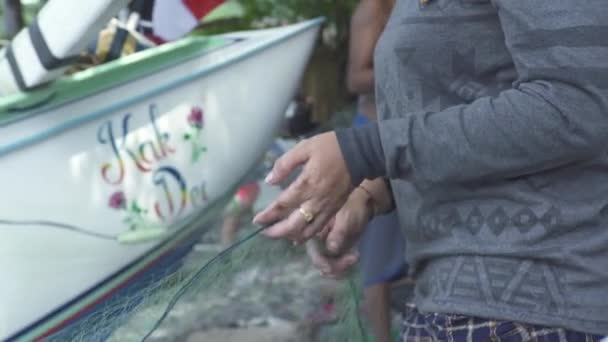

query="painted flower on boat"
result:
[188,107,204,129]
[108,190,150,232]
[109,191,126,209]
[184,106,207,163]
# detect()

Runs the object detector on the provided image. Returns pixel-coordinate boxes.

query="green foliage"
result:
[237,0,358,25]
[198,0,359,49]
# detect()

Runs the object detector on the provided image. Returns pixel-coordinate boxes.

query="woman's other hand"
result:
[304,188,375,278]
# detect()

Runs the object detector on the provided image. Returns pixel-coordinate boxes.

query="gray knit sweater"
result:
[336,0,608,335]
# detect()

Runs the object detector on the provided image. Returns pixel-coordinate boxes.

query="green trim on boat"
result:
[117,226,169,245]
[0,35,230,119]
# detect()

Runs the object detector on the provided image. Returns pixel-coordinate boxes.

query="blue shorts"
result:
[353,112,371,128]
[358,211,408,288]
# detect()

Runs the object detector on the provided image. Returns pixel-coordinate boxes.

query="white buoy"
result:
[0,0,131,96]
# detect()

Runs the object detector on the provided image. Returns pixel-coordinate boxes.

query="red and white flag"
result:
[151,0,225,42]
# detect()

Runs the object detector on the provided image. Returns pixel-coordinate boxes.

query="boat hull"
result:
[0,18,323,341]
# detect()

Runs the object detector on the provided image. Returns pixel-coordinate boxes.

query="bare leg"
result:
[391,276,415,289]
[220,214,241,247]
[363,283,392,342]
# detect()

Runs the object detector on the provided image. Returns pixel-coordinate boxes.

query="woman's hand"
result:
[306,239,359,279]
[253,132,353,245]
[305,188,375,278]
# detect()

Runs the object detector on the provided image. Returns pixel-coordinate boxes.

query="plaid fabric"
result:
[399,304,604,342]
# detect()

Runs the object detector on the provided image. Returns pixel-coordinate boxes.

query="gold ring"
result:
[298,207,315,223]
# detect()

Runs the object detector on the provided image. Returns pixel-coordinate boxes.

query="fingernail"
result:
[264,172,274,184]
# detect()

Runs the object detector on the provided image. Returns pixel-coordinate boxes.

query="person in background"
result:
[343,0,410,341]
[222,95,316,246]
[220,182,262,246]
[305,2,405,338]
[219,145,282,247]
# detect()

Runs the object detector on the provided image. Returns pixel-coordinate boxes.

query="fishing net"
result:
[41,139,371,342]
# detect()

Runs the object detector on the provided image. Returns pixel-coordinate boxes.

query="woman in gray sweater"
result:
[254,0,608,339]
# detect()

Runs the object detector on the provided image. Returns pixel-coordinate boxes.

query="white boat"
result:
[0,17,324,341]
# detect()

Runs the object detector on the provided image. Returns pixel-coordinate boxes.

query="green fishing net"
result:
[41,140,371,342]
[45,224,368,342]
